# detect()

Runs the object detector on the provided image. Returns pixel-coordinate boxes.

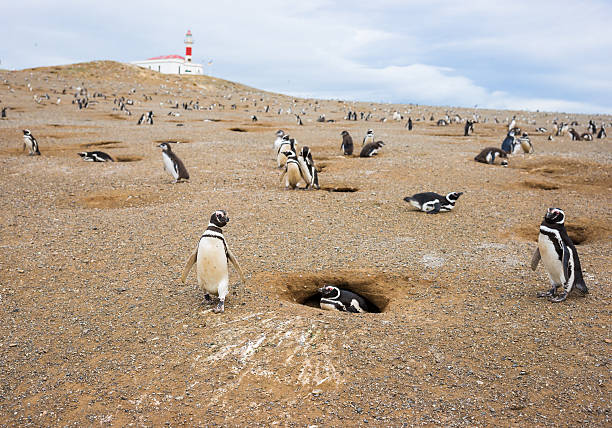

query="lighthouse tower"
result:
[184,30,193,63]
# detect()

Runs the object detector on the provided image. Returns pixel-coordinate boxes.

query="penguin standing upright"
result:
[1,107,7,118]
[340,130,354,155]
[531,208,588,303]
[360,141,385,157]
[157,142,189,182]
[362,129,374,146]
[474,147,508,166]
[279,150,307,189]
[319,285,370,313]
[406,117,413,130]
[404,192,463,214]
[22,129,41,155]
[508,116,516,131]
[597,125,607,139]
[276,135,295,168]
[518,133,534,153]
[464,120,474,136]
[273,130,285,153]
[501,130,518,154]
[181,210,245,313]
[298,146,319,189]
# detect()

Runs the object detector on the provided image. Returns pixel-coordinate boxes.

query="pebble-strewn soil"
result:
[0,61,610,426]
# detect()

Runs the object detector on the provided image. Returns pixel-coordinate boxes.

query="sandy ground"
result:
[0,61,610,426]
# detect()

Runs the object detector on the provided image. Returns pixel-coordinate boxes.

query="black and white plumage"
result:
[474,147,508,166]
[1,107,7,118]
[597,125,606,139]
[464,120,474,136]
[340,130,354,155]
[587,120,596,134]
[406,117,413,130]
[531,208,588,303]
[501,130,518,154]
[158,142,189,182]
[273,130,286,153]
[78,151,114,162]
[22,129,41,155]
[181,210,245,313]
[362,129,374,146]
[279,150,307,189]
[404,191,463,214]
[508,116,516,131]
[276,135,295,168]
[251,115,258,122]
[319,285,370,313]
[360,140,384,157]
[581,132,593,141]
[298,146,320,189]
[535,127,547,133]
[518,133,534,153]
[568,128,581,141]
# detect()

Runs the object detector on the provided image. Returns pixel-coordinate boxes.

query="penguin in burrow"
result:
[318,285,370,313]
[530,207,588,303]
[78,151,114,162]
[181,210,245,313]
[340,130,354,155]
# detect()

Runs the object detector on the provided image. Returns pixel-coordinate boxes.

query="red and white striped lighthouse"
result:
[184,30,193,63]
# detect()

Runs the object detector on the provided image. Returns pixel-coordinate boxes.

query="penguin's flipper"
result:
[226,248,245,284]
[562,246,570,282]
[530,248,541,271]
[181,249,198,283]
[426,201,441,214]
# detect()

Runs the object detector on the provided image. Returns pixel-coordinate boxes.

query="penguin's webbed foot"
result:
[203,293,213,304]
[213,301,225,313]
[548,292,568,303]
[537,288,556,298]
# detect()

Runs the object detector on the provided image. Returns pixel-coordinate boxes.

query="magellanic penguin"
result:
[78,151,114,162]
[360,141,385,157]
[474,147,508,166]
[22,129,41,155]
[464,120,474,136]
[362,129,374,146]
[181,210,245,313]
[597,125,606,139]
[280,150,307,189]
[531,208,588,303]
[404,192,463,214]
[340,130,354,156]
[319,285,370,313]
[273,129,286,153]
[501,130,518,154]
[298,146,320,189]
[518,133,534,153]
[158,142,189,183]
[276,135,295,168]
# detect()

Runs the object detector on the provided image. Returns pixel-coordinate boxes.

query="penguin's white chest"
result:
[409,199,422,210]
[196,237,229,296]
[286,162,302,187]
[538,231,565,284]
[162,152,178,179]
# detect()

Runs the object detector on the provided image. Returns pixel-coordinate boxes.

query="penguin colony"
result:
[13,73,605,311]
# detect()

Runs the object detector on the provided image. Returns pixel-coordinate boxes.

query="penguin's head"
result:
[23,129,31,136]
[319,285,340,299]
[545,207,565,225]
[341,130,348,136]
[210,210,229,227]
[157,142,171,151]
[508,130,515,137]
[282,150,295,159]
[446,192,463,202]
[276,130,285,137]
[282,134,290,142]
[375,141,385,148]
[367,129,373,135]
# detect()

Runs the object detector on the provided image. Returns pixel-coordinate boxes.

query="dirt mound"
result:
[513,217,612,245]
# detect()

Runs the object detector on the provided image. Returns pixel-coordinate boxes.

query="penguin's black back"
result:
[407,192,444,204]
[543,221,586,291]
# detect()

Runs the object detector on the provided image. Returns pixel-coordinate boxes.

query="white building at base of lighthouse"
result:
[132,30,203,75]
[131,55,203,75]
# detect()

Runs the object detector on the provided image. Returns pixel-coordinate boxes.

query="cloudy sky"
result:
[2,1,612,114]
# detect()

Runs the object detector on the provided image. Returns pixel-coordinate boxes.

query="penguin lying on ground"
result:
[404,192,463,214]
[158,142,189,182]
[360,141,385,157]
[182,210,245,313]
[319,285,370,313]
[341,130,354,155]
[531,207,588,303]
[474,147,508,166]
[22,129,41,156]
[78,151,114,162]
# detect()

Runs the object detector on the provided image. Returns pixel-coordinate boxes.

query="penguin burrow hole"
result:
[80,141,124,148]
[229,127,248,132]
[267,271,411,314]
[321,186,359,193]
[522,179,560,190]
[114,155,144,163]
[514,218,611,246]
